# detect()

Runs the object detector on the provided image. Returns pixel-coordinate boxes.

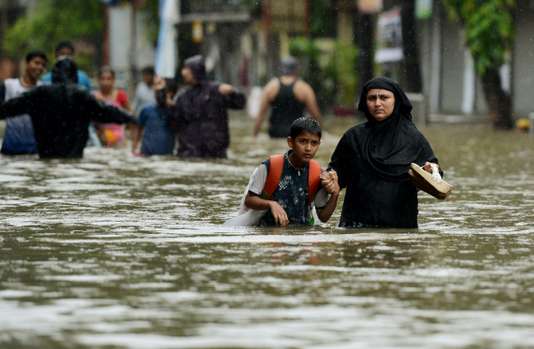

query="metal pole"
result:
[128,0,137,98]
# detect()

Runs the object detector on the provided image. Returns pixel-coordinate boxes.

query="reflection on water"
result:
[1,115,534,348]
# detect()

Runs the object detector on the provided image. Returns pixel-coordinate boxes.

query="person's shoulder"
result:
[77,70,90,79]
[4,78,20,90]
[344,122,367,135]
[140,104,158,115]
[40,72,52,82]
[117,89,128,99]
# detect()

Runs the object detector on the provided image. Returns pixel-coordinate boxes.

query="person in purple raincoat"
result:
[172,55,246,158]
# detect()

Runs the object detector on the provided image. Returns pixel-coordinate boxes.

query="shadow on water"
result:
[1,115,534,348]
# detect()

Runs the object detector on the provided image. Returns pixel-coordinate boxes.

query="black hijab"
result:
[356,77,433,181]
[184,55,207,83]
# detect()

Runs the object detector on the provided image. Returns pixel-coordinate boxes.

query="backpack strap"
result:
[262,154,284,199]
[307,159,321,203]
[263,154,322,204]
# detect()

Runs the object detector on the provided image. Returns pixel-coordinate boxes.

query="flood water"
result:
[1,115,533,349]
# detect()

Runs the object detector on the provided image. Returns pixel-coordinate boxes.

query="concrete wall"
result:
[439,15,465,114]
[109,5,155,88]
[512,0,534,117]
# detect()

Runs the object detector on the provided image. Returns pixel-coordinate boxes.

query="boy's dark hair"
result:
[289,117,321,139]
[55,41,75,55]
[51,58,78,84]
[25,50,48,64]
[141,66,155,76]
[164,78,178,95]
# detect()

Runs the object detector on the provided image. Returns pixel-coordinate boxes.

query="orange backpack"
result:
[262,154,321,204]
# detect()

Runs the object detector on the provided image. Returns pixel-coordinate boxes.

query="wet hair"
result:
[141,66,155,76]
[164,78,178,95]
[51,58,78,84]
[289,117,322,139]
[55,41,75,55]
[25,50,48,64]
[98,66,115,79]
[183,55,207,81]
[280,56,299,75]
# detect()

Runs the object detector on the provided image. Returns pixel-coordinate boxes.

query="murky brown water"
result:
[1,115,534,348]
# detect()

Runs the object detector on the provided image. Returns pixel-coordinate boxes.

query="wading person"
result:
[329,77,441,228]
[41,40,99,146]
[253,56,321,138]
[1,50,48,155]
[228,117,339,227]
[41,41,91,90]
[93,66,131,147]
[133,65,156,117]
[132,77,178,156]
[173,55,246,158]
[0,59,137,159]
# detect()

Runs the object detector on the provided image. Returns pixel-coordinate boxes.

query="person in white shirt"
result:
[1,50,48,155]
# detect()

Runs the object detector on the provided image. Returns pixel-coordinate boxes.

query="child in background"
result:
[93,66,131,147]
[229,117,340,227]
[132,77,178,156]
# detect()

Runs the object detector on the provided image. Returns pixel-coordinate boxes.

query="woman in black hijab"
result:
[328,77,441,228]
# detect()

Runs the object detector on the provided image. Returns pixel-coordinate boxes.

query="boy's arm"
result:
[132,108,148,154]
[244,193,289,227]
[316,170,340,222]
[244,163,289,226]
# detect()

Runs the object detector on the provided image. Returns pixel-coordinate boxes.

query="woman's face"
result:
[98,71,115,91]
[366,88,395,122]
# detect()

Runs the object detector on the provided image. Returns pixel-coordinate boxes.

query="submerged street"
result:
[1,115,534,348]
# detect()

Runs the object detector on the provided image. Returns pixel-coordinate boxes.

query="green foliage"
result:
[443,0,515,75]
[3,0,103,72]
[327,42,358,107]
[289,37,335,110]
[309,0,337,38]
[289,37,358,109]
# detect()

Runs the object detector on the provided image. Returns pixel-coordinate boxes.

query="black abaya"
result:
[329,77,440,228]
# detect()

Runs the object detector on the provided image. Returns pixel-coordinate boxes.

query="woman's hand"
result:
[320,169,340,196]
[422,162,438,173]
[268,201,289,226]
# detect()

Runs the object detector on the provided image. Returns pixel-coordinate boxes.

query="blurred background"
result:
[0,0,531,130]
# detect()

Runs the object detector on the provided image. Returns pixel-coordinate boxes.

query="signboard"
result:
[268,0,308,33]
[375,7,403,63]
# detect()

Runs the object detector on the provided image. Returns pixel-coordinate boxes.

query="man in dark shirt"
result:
[253,56,321,138]
[0,59,136,159]
[173,55,246,158]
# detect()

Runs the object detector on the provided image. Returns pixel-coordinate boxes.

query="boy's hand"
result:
[268,201,289,226]
[320,169,340,195]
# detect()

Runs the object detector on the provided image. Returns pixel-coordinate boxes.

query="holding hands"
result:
[320,169,340,196]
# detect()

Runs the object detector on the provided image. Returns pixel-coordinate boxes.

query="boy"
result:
[243,117,339,226]
[0,59,137,159]
[1,50,48,155]
[132,77,178,156]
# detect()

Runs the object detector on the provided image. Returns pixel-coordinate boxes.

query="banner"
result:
[375,7,403,63]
